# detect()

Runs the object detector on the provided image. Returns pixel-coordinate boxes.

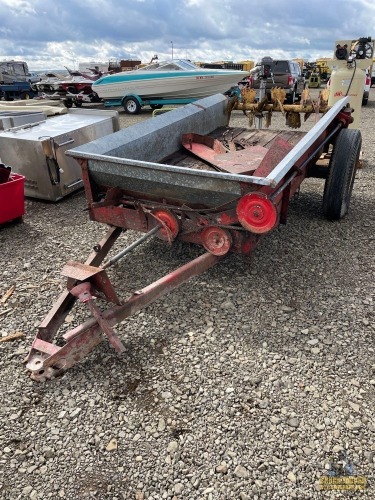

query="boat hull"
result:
[93,71,248,101]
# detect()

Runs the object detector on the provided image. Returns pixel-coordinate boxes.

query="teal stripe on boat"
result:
[93,71,238,87]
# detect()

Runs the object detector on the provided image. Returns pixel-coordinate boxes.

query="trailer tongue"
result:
[25,94,359,381]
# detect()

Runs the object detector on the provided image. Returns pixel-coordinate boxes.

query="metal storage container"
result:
[0,111,46,130]
[0,109,119,201]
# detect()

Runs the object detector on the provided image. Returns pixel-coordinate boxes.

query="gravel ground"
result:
[0,89,374,499]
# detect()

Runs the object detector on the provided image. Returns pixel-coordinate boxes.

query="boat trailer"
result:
[25,94,360,380]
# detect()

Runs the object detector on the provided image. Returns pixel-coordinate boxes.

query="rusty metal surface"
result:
[253,137,294,178]
[70,282,125,353]
[201,227,232,255]
[181,133,268,174]
[71,126,305,211]
[28,326,104,382]
[62,261,102,281]
[62,261,121,304]
[25,226,122,379]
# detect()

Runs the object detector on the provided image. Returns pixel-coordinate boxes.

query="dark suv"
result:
[248,59,305,103]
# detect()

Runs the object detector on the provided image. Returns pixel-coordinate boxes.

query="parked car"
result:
[248,59,305,103]
[27,72,42,84]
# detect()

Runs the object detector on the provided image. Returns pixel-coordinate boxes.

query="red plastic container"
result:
[0,173,25,224]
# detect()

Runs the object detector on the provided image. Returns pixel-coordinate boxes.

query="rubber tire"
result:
[63,98,73,109]
[362,96,368,106]
[322,128,361,220]
[74,100,83,107]
[150,104,163,110]
[286,89,296,104]
[124,97,141,114]
[90,92,101,103]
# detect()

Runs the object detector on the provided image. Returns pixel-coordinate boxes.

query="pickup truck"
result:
[248,59,305,103]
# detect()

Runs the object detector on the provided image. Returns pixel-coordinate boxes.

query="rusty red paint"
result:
[242,239,253,254]
[62,261,120,304]
[26,243,220,380]
[181,133,268,174]
[152,209,179,241]
[201,226,232,255]
[217,212,235,225]
[253,137,294,178]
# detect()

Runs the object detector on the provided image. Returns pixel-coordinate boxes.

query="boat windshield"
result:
[141,59,199,71]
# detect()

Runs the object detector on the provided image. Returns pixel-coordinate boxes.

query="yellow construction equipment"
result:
[308,72,321,88]
[315,58,331,80]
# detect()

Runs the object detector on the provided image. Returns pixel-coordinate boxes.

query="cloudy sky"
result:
[0,0,374,71]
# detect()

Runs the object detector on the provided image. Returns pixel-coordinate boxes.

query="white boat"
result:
[35,72,68,92]
[92,59,248,102]
[35,68,101,95]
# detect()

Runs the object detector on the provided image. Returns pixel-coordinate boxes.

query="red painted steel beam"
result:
[63,251,221,341]
[26,251,221,380]
[35,225,121,342]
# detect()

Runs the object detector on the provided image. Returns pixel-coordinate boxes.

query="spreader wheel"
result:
[322,128,361,220]
[201,227,232,255]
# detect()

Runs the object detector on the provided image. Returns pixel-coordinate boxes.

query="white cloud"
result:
[0,0,36,15]
[0,0,374,70]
